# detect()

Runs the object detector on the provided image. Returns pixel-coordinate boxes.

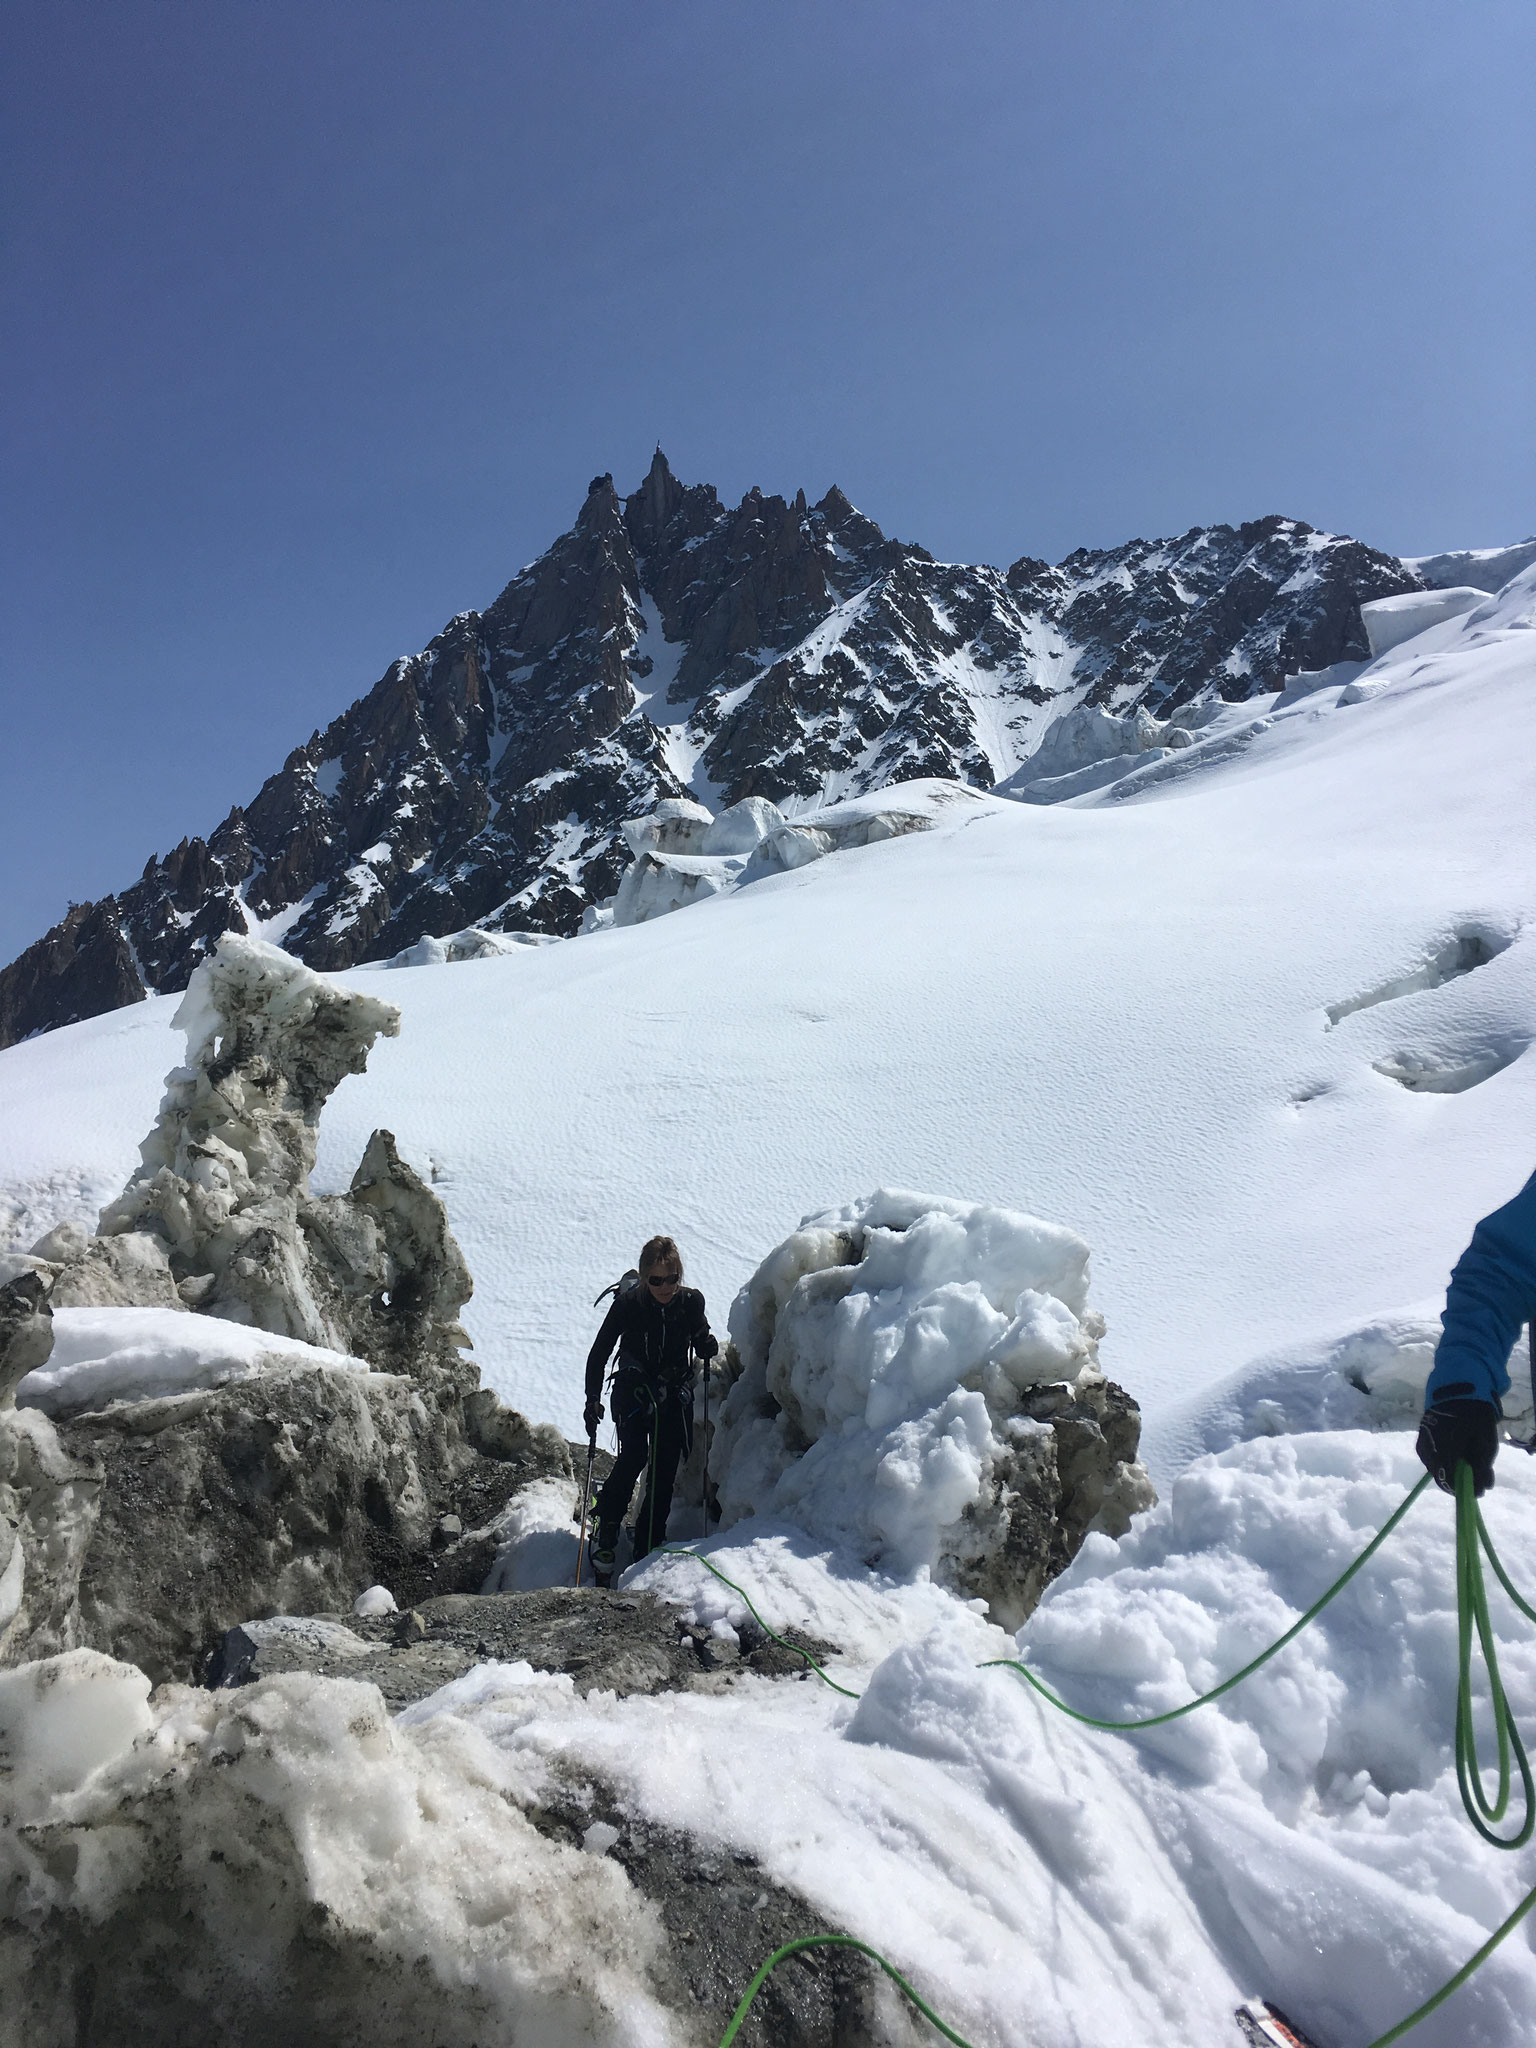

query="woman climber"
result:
[583,1235,718,1586]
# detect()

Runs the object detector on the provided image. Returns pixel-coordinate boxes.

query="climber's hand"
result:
[1416,1394,1499,1496]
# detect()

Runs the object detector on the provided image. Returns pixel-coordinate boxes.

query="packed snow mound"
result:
[1361,586,1489,658]
[599,778,996,928]
[1001,701,1195,803]
[709,1189,1153,1617]
[15,1305,371,1420]
[1017,1433,1536,2042]
[1144,1301,1535,1482]
[380,926,552,969]
[1406,537,1536,594]
[0,1647,153,1817]
[481,1474,585,1593]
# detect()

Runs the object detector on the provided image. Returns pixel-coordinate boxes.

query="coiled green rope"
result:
[652,1464,1536,2048]
[1454,1464,1535,1848]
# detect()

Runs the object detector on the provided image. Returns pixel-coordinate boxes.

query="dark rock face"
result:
[1025,514,1422,715]
[0,901,143,1048]
[0,455,1425,1046]
[527,1791,909,2048]
[3,1364,571,1685]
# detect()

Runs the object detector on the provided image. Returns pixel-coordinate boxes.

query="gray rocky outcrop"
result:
[1,452,1430,1046]
[205,1584,839,1706]
[0,936,569,1683]
[92,933,472,1379]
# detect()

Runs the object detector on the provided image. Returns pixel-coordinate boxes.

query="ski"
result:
[1235,1999,1328,2048]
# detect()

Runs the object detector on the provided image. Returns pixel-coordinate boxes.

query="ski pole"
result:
[696,1345,709,1539]
[573,1436,596,1586]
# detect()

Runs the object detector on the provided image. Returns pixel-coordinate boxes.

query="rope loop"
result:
[651,1464,1536,2048]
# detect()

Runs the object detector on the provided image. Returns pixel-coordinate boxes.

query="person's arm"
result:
[1419,1167,1536,1494]
[585,1299,624,1422]
[1426,1169,1536,1407]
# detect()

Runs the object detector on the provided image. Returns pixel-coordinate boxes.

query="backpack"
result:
[592,1268,640,1308]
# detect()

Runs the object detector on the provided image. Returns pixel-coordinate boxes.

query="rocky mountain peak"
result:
[0,462,1428,1046]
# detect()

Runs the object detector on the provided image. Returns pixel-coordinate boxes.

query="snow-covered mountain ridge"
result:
[8,451,1514,1048]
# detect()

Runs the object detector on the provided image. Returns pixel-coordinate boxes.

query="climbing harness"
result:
[643,1458,1536,2048]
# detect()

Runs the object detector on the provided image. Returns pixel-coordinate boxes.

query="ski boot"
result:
[591,1524,620,1590]
[1235,2000,1326,2048]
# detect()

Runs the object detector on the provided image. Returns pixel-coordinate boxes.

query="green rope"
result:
[1362,1874,1536,2048]
[665,1465,1536,2048]
[1452,1463,1534,1849]
[1359,1462,1536,2046]
[984,1473,1434,1730]
[652,1544,861,1698]
[716,1933,976,2048]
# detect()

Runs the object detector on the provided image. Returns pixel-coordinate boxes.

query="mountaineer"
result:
[583,1235,718,1586]
[1418,1163,1536,1496]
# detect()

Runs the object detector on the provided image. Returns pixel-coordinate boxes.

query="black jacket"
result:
[585,1283,715,1405]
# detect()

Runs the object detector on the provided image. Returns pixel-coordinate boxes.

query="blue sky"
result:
[2,1,1532,965]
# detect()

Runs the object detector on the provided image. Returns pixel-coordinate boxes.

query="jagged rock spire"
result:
[627,446,685,554]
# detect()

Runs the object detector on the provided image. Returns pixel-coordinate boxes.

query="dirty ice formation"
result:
[0,935,568,1685]
[81,933,474,1378]
[706,1189,1154,1627]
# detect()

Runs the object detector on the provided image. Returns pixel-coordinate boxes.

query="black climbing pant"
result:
[595,1373,693,1558]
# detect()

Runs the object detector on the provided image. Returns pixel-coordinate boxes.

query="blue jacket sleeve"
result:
[1425,1166,1536,1410]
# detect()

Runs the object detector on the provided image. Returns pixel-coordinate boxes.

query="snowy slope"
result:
[4,566,1533,1457]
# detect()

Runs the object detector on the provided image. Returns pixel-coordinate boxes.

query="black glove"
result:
[583,1398,603,1441]
[1416,1391,1499,1496]
[695,1332,719,1362]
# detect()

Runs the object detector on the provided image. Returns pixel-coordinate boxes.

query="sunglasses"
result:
[646,1272,681,1288]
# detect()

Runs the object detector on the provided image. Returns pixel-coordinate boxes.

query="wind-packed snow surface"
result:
[15,1306,369,1419]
